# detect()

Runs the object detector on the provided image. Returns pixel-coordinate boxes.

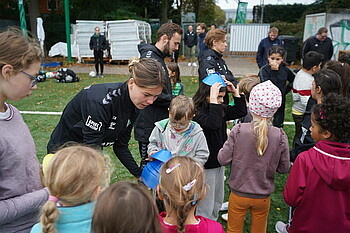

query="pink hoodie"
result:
[284,140,350,233]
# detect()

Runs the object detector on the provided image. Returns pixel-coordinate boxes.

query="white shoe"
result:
[275,221,288,233]
[219,201,229,211]
[192,62,197,67]
[188,62,192,66]
[221,213,228,221]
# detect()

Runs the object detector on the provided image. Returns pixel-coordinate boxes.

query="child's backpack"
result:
[56,68,79,83]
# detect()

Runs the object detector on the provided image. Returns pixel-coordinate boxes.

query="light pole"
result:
[260,0,264,23]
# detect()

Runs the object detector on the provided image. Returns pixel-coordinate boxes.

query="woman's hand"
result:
[209,82,223,104]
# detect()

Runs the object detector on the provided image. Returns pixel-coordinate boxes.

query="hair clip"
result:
[320,109,325,120]
[166,163,180,173]
[191,193,198,206]
[183,179,197,191]
[49,195,59,203]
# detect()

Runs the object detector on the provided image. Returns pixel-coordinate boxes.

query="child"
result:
[31,145,109,233]
[324,60,350,98]
[192,75,247,220]
[292,51,323,143]
[167,62,184,96]
[259,45,295,128]
[158,156,225,233]
[148,95,209,166]
[92,181,162,233]
[237,74,260,123]
[218,80,290,233]
[276,93,350,233]
[292,69,342,161]
[0,28,49,232]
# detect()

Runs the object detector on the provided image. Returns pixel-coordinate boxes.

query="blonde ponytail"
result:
[253,117,271,156]
[40,201,59,233]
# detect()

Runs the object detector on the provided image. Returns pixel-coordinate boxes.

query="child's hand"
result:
[147,150,158,161]
[223,77,240,97]
[269,60,279,70]
[209,82,223,104]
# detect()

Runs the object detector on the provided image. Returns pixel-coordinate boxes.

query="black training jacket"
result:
[134,43,173,142]
[198,48,237,85]
[89,34,107,51]
[184,31,198,48]
[47,82,142,177]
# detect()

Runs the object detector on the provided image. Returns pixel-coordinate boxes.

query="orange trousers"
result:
[227,192,270,233]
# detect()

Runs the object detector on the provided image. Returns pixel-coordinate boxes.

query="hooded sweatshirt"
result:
[284,140,350,233]
[147,118,209,166]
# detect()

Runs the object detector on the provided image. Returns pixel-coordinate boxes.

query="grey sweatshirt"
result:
[148,118,209,166]
[0,104,49,233]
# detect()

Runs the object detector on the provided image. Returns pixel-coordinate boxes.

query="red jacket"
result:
[283,140,350,233]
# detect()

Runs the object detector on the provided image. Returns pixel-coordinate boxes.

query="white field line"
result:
[19,111,295,125]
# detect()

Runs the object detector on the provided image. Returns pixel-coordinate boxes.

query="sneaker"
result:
[192,62,197,67]
[188,62,192,67]
[100,74,104,78]
[275,221,288,233]
[219,201,228,211]
[221,213,228,221]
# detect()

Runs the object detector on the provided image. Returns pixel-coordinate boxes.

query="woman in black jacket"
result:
[89,27,107,77]
[47,58,165,178]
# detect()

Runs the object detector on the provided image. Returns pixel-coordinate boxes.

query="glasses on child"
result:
[21,71,40,87]
[169,120,190,129]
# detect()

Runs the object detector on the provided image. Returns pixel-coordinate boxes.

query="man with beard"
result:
[136,23,183,168]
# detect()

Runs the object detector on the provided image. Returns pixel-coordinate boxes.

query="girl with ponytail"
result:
[31,145,109,233]
[158,156,225,233]
[218,80,290,233]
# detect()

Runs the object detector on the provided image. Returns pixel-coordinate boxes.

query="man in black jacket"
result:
[136,22,183,167]
[301,27,334,63]
[184,25,198,67]
[89,27,107,77]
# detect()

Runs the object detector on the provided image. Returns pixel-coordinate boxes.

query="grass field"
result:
[9,73,295,232]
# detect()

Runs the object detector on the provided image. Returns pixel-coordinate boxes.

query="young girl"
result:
[167,62,184,96]
[192,74,247,220]
[31,145,108,233]
[218,80,290,233]
[158,156,225,233]
[0,28,49,232]
[148,95,209,166]
[92,181,162,233]
[292,69,342,161]
[276,93,350,233]
[323,60,350,98]
[259,45,295,128]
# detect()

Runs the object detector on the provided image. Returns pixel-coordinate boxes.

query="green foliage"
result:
[255,4,308,23]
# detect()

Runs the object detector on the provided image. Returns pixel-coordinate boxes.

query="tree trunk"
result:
[160,0,168,24]
[27,0,41,37]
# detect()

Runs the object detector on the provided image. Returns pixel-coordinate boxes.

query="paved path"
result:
[69,57,260,78]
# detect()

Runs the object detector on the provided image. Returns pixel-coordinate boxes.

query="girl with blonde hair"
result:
[218,80,290,233]
[158,156,225,233]
[31,145,108,233]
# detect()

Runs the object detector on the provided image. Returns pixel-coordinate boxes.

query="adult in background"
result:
[301,27,334,63]
[89,27,107,78]
[47,58,165,178]
[136,23,183,168]
[256,26,283,68]
[197,23,208,60]
[198,29,237,104]
[0,28,49,232]
[184,25,198,67]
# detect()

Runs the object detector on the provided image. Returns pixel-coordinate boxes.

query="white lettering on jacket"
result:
[85,115,102,131]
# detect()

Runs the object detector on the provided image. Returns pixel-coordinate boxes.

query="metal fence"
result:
[227,23,270,56]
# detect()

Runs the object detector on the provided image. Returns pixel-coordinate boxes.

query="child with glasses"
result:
[147,95,209,166]
[0,28,49,232]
